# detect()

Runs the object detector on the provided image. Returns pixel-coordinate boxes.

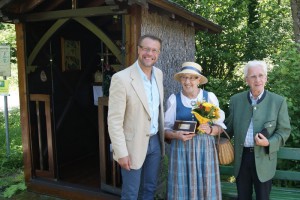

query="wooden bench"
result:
[220,147,300,200]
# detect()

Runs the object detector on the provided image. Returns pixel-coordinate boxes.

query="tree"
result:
[0,23,16,63]
[291,0,300,48]
[267,42,300,147]
[172,0,293,78]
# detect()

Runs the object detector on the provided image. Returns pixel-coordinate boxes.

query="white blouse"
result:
[164,89,227,130]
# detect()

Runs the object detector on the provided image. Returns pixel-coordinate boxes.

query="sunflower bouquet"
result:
[191,101,220,134]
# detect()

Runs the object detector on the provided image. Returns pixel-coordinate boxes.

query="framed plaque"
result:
[173,120,197,133]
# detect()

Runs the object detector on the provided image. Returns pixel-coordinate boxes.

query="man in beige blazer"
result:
[108,35,165,200]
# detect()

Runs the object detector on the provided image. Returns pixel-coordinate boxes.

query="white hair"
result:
[243,60,268,78]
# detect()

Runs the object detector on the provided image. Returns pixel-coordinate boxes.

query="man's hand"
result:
[118,156,131,171]
[255,133,270,147]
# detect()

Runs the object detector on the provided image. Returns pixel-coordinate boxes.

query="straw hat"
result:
[174,62,208,85]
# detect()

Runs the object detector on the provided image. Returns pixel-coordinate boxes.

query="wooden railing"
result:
[98,97,121,195]
[29,94,55,179]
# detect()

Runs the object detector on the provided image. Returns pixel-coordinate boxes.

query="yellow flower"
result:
[191,100,220,134]
[192,111,211,124]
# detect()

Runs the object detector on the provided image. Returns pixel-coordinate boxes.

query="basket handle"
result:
[217,126,231,146]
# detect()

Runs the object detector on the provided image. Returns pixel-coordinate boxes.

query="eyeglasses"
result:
[180,76,199,81]
[139,45,160,54]
[247,74,265,80]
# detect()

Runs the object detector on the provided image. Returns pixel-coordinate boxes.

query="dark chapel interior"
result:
[26,13,123,189]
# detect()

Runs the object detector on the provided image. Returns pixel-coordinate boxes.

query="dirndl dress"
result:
[167,93,222,200]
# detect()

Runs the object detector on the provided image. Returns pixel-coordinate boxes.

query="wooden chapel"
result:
[0,0,222,199]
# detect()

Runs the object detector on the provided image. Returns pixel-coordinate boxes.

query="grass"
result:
[0,108,26,198]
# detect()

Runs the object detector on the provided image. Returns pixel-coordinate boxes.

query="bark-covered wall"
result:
[141,8,196,103]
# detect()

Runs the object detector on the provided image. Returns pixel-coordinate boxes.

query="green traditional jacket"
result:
[226,90,291,182]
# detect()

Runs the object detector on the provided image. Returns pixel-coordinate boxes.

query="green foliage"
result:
[0,109,22,161]
[173,0,292,79]
[155,155,169,200]
[0,108,24,198]
[0,22,17,63]
[267,43,300,147]
[205,75,246,114]
[3,182,26,198]
[7,63,19,91]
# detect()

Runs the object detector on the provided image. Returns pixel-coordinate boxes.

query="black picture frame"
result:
[173,120,197,133]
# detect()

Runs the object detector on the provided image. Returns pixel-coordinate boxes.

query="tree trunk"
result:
[291,0,300,47]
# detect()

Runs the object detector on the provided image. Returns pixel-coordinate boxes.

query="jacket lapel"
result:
[130,65,151,117]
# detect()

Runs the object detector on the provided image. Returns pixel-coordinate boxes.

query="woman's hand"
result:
[176,131,196,141]
[165,129,196,141]
[199,123,212,134]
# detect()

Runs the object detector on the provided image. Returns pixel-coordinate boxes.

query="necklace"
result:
[191,100,196,106]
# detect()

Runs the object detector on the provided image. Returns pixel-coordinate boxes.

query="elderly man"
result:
[226,60,291,200]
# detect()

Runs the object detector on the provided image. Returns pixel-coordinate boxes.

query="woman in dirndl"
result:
[164,62,226,200]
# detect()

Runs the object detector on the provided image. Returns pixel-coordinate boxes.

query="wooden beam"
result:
[125,4,141,66]
[85,0,106,7]
[127,0,147,6]
[23,5,127,22]
[15,23,32,183]
[38,0,66,12]
[28,18,69,66]
[28,16,123,67]
[74,17,122,63]
[98,97,108,189]
[30,94,55,179]
[19,0,44,13]
[2,0,44,14]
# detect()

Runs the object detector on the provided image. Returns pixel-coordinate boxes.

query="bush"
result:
[0,108,25,198]
[205,74,247,115]
[267,43,300,148]
[0,108,23,171]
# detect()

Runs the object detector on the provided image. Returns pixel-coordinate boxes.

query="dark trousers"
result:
[236,147,272,200]
[120,134,161,200]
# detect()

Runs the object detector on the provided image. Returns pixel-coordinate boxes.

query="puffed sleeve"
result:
[164,94,177,130]
[208,91,227,129]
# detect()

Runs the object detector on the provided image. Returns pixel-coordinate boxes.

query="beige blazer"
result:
[107,61,165,169]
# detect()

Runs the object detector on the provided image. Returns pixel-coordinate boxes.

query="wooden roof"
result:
[0,0,222,33]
